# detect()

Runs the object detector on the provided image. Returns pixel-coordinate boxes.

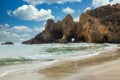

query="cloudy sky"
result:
[0,0,119,43]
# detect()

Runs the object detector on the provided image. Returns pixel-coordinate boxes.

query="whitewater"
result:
[0,43,118,78]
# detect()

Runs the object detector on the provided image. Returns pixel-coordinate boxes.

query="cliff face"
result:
[22,4,120,44]
[81,4,120,43]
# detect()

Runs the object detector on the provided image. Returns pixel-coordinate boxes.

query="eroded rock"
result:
[22,4,120,44]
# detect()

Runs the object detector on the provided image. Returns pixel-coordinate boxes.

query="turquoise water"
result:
[0,43,117,66]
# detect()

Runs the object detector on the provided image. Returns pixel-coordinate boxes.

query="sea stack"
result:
[1,42,14,45]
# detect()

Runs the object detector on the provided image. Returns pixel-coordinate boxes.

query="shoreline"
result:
[39,48,120,79]
[0,45,120,80]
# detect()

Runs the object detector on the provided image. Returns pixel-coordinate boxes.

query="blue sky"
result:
[0,0,119,43]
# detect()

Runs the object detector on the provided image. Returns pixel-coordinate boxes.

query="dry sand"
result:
[64,59,120,80]
[1,48,120,80]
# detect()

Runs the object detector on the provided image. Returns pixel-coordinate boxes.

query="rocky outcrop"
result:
[22,4,120,44]
[82,4,120,43]
[1,42,14,45]
[22,14,77,44]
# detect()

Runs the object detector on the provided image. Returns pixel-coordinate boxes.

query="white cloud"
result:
[21,34,30,37]
[12,26,32,33]
[0,24,25,43]
[73,17,79,22]
[0,23,46,43]
[84,7,91,12]
[12,5,54,21]
[92,0,110,8]
[23,0,81,5]
[7,10,12,16]
[10,33,20,38]
[111,0,120,5]
[0,31,21,43]
[0,24,10,29]
[0,31,11,38]
[63,7,75,14]
[92,0,120,8]
[33,26,45,32]
[43,21,47,26]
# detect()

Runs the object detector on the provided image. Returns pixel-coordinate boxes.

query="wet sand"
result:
[1,48,120,80]
[64,58,120,80]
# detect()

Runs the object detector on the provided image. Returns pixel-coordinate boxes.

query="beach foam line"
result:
[54,44,119,61]
[104,44,119,51]
[0,69,22,78]
[0,59,57,78]
[20,54,56,60]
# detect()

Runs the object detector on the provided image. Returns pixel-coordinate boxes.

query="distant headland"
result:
[22,4,120,44]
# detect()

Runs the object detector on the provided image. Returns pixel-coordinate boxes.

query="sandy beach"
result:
[1,47,120,80]
[71,59,120,80]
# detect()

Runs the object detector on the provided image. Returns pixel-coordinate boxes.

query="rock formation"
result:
[22,4,120,44]
[1,42,14,45]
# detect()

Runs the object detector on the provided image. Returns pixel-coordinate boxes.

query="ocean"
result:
[0,43,118,78]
